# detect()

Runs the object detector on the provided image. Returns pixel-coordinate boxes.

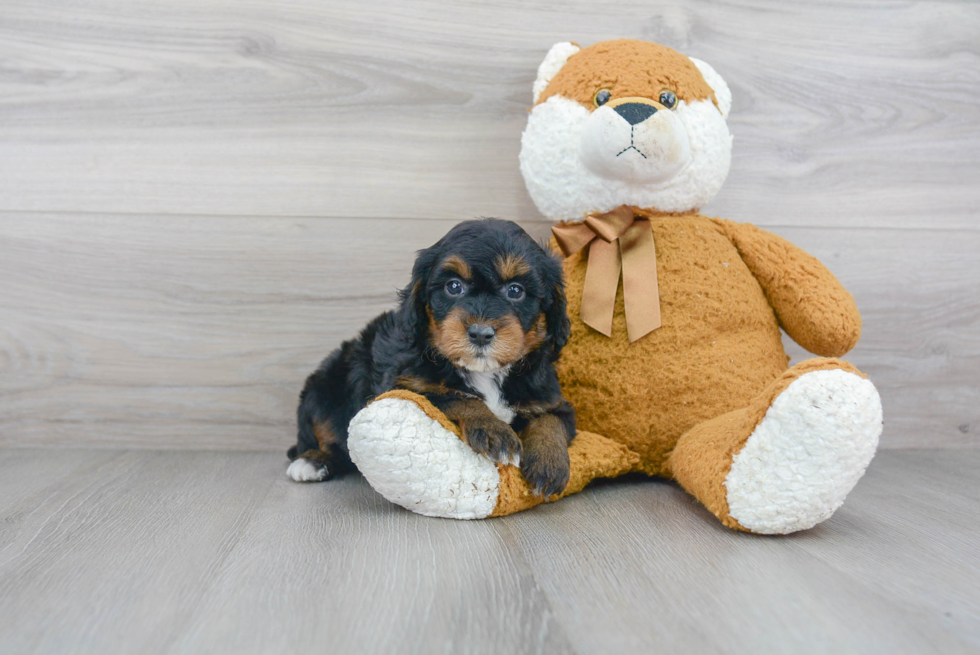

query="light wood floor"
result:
[1,448,977,654]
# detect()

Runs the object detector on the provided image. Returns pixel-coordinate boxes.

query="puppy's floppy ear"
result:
[398,245,439,342]
[541,251,571,360]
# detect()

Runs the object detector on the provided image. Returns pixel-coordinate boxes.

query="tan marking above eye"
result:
[441,255,471,280]
[495,253,531,280]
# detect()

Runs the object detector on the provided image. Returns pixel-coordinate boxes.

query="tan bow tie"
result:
[551,205,661,343]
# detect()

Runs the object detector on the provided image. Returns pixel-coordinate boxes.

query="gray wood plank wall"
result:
[1,0,978,450]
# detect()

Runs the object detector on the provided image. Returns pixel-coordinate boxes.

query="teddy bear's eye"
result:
[659,90,677,109]
[593,89,612,107]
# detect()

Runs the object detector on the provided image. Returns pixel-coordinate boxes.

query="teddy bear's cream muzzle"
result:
[579,98,692,184]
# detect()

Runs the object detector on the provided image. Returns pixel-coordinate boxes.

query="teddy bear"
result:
[346,38,883,535]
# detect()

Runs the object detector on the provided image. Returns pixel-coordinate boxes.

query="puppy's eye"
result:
[593,89,612,107]
[505,283,525,301]
[445,279,465,296]
[659,90,677,109]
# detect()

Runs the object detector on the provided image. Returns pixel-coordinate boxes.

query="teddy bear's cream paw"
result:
[724,369,883,534]
[347,397,500,519]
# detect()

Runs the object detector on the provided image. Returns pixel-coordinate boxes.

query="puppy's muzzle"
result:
[467,323,496,347]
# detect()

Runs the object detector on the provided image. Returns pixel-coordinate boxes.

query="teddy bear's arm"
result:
[711,218,861,357]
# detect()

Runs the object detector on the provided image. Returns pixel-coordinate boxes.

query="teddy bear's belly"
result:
[558,215,789,476]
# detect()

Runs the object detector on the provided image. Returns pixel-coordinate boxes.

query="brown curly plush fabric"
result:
[371,389,641,517]
[537,39,717,110]
[668,358,866,531]
[549,209,864,478]
[557,210,784,476]
[491,430,640,517]
[372,209,864,522]
[543,209,867,528]
[711,219,861,357]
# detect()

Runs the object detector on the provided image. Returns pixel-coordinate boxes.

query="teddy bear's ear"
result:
[532,42,580,104]
[688,57,732,119]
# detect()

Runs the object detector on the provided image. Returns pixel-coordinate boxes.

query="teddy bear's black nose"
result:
[614,102,658,125]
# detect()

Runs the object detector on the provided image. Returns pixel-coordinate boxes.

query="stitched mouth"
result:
[616,126,648,159]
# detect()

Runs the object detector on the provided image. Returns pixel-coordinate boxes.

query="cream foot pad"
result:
[725,369,883,534]
[349,390,641,519]
[349,395,500,519]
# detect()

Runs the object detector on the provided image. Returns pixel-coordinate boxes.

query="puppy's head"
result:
[400,219,569,372]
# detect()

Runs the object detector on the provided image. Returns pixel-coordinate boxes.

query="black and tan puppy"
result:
[287,218,575,497]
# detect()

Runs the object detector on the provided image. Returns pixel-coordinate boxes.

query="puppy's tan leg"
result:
[520,414,572,498]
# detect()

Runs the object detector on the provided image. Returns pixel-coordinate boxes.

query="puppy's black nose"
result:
[467,324,496,347]
[614,102,657,125]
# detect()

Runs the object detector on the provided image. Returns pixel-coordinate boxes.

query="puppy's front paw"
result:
[462,418,523,466]
[521,445,571,498]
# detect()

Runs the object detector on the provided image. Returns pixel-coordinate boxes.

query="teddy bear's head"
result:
[519,39,733,221]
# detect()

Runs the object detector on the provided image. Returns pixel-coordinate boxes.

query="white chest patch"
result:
[462,369,515,424]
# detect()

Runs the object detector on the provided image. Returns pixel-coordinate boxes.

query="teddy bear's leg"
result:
[347,390,639,519]
[667,358,882,534]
